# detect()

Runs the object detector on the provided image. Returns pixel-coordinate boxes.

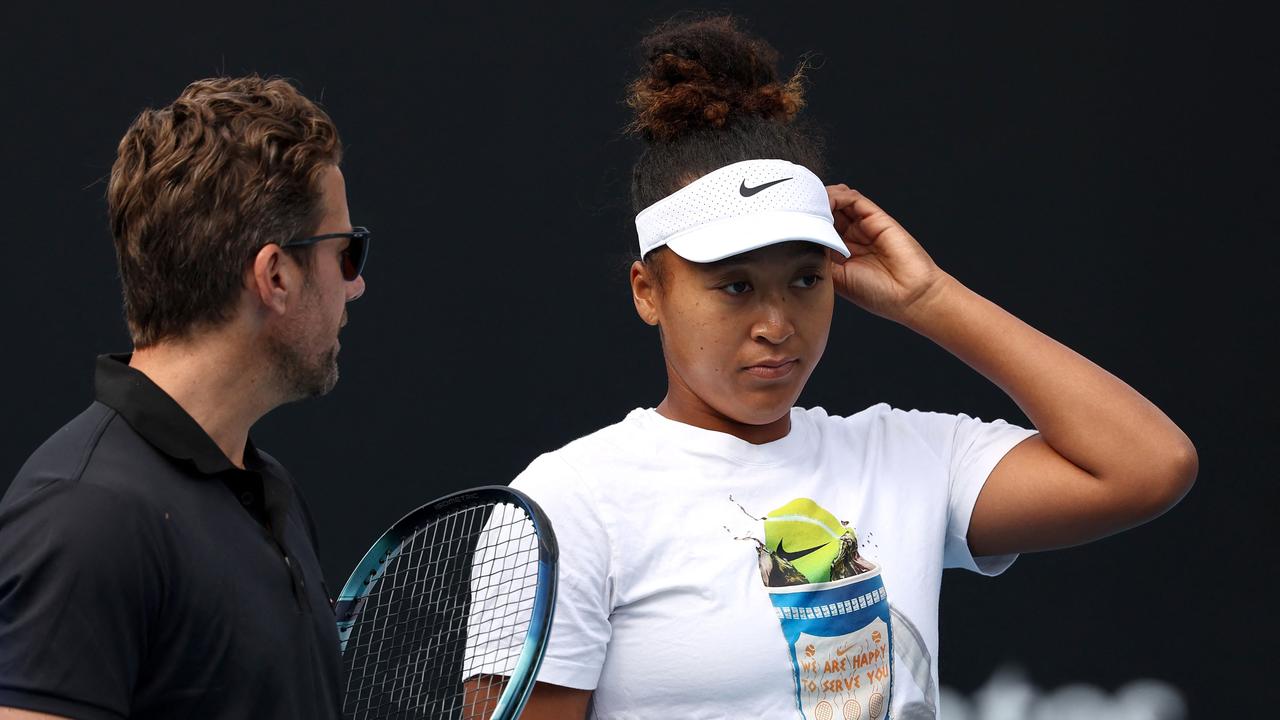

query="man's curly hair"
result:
[107,75,342,347]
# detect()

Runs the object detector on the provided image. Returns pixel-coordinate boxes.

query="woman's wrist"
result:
[897,271,970,336]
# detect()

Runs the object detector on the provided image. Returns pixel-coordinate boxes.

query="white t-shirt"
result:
[510,404,1037,720]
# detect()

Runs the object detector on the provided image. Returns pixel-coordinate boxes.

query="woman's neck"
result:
[655,390,792,445]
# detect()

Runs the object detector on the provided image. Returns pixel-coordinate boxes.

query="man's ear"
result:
[249,244,293,315]
[630,260,661,327]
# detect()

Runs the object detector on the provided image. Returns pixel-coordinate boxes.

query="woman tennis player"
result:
[514,16,1196,720]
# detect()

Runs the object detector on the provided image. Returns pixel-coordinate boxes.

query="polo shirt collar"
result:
[94,353,263,476]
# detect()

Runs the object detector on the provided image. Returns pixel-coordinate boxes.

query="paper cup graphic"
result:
[767,562,893,720]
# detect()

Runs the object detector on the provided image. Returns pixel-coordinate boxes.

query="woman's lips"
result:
[743,358,799,379]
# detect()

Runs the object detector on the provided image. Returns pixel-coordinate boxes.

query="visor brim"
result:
[661,211,851,263]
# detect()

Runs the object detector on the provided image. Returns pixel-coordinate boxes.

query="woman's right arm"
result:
[519,682,592,719]
[504,458,608,720]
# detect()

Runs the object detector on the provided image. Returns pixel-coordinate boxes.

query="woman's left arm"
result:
[826,185,1198,557]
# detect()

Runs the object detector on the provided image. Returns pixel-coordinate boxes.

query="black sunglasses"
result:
[280,226,371,281]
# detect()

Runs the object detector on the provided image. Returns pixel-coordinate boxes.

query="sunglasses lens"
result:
[343,233,368,281]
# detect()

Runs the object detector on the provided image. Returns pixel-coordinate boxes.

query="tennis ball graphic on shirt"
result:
[763,498,849,584]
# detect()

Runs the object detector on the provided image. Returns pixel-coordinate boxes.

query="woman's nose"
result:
[752,303,795,345]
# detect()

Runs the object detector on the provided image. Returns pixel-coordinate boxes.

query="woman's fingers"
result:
[833,210,851,236]
[845,193,907,244]
[849,242,877,257]
[827,185,884,246]
[827,183,853,210]
[841,214,875,246]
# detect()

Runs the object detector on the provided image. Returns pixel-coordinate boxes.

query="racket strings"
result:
[341,502,541,720]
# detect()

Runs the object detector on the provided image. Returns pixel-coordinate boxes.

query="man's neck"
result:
[128,336,278,468]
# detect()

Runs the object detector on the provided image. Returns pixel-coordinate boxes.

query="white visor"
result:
[635,159,849,263]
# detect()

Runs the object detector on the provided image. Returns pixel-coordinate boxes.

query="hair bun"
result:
[627,15,806,142]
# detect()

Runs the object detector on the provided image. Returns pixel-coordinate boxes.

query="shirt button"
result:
[239,492,255,506]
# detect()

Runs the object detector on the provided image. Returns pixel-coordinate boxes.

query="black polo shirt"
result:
[0,355,343,719]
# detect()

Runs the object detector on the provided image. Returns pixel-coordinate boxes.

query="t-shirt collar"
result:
[94,353,263,476]
[631,407,813,466]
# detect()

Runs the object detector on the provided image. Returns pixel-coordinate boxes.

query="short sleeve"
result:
[0,480,165,720]
[507,454,614,690]
[897,409,1038,576]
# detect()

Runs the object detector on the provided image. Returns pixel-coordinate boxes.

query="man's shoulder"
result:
[4,401,162,513]
[7,402,116,497]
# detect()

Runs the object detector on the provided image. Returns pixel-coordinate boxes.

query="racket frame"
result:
[334,485,558,720]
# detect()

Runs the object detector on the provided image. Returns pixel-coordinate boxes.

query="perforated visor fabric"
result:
[635,159,850,263]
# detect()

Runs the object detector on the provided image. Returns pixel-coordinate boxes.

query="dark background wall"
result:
[2,2,1274,716]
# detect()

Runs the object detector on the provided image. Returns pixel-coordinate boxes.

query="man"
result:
[0,75,368,719]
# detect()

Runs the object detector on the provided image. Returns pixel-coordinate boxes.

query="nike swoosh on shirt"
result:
[835,643,858,656]
[739,177,793,197]
[775,537,828,563]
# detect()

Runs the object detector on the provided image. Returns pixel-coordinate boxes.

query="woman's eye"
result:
[722,281,752,296]
[792,274,821,288]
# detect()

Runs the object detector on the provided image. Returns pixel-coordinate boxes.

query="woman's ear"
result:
[630,259,661,326]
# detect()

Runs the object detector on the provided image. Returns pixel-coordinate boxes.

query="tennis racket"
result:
[335,486,558,720]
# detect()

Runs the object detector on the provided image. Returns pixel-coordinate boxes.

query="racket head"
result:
[335,485,558,720]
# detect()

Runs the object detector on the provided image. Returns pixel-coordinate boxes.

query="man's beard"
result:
[269,334,339,401]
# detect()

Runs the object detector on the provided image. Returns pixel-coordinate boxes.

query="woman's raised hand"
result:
[825,184,953,326]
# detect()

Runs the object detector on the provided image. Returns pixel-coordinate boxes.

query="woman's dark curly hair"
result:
[626,15,825,215]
